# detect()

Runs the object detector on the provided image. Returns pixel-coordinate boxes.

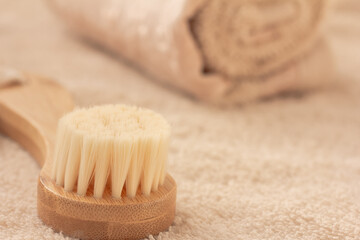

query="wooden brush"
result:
[0,74,176,240]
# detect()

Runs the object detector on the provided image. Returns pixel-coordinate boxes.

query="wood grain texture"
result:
[0,75,176,240]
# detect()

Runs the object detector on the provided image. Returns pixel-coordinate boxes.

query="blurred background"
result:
[0,0,360,239]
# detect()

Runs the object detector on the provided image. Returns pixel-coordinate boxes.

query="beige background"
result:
[1,0,360,239]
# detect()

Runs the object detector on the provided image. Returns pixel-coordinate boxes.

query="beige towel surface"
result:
[49,0,331,104]
[1,0,360,240]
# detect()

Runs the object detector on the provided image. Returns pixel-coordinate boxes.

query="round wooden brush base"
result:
[38,174,176,240]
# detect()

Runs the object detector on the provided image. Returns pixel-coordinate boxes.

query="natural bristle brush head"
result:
[51,104,170,198]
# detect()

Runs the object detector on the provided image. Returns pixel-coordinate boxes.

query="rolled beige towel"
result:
[49,0,332,104]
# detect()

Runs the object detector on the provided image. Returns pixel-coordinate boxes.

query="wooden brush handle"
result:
[0,75,176,240]
[0,74,74,167]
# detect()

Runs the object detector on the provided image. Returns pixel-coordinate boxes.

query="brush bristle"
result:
[51,104,170,198]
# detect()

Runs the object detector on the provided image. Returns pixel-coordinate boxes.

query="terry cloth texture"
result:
[0,0,360,239]
[48,0,332,105]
